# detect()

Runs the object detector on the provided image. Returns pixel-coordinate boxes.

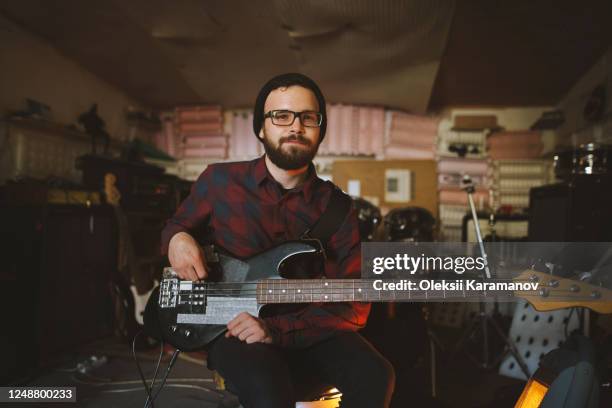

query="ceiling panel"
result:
[2,0,608,111]
[428,0,612,110]
[0,0,454,112]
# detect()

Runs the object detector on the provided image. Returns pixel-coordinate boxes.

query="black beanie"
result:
[253,73,327,142]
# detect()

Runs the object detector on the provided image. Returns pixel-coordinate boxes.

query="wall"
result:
[439,107,551,131]
[438,106,555,153]
[0,13,143,141]
[556,47,612,146]
[332,159,438,216]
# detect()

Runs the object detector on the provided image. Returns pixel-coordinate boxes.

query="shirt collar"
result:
[254,155,319,203]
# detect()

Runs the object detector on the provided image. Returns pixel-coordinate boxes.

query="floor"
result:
[15,332,533,408]
[19,338,237,408]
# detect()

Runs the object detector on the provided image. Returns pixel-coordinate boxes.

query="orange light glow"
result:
[514,379,549,408]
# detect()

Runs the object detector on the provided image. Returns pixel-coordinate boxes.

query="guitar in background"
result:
[104,173,159,342]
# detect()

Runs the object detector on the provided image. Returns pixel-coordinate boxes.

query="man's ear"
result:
[258,129,264,140]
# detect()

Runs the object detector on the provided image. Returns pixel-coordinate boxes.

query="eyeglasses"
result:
[263,110,323,128]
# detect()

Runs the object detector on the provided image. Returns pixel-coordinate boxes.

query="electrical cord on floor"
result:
[100,383,220,394]
[132,330,160,408]
[70,372,225,399]
[71,374,215,386]
[145,347,181,408]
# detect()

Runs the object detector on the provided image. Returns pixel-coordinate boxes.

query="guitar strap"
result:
[301,186,352,254]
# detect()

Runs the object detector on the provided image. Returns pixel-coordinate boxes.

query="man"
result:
[161,73,394,407]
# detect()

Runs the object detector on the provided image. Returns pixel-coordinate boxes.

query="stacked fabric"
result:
[490,159,553,210]
[355,106,385,156]
[487,131,542,160]
[319,104,385,156]
[227,110,263,160]
[437,158,489,188]
[438,204,470,241]
[177,159,211,181]
[383,111,438,159]
[175,105,227,159]
[437,157,489,241]
[153,112,180,158]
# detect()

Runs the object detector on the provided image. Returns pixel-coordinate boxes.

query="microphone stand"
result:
[454,175,530,378]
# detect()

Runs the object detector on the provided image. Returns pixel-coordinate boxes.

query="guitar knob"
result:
[171,325,177,333]
[539,288,549,298]
[570,285,580,293]
[184,329,191,337]
[590,291,601,299]
[530,275,539,283]
[548,279,559,288]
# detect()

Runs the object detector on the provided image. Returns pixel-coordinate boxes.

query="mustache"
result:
[279,134,311,146]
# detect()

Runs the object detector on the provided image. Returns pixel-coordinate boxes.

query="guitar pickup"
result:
[203,245,220,263]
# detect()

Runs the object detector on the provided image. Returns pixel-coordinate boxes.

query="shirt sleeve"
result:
[160,167,214,255]
[263,204,371,348]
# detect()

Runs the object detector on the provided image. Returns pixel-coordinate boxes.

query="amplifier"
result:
[0,204,117,383]
[528,175,612,241]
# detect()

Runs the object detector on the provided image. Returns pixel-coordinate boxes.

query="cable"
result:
[72,374,214,386]
[146,340,165,408]
[100,383,220,394]
[145,348,181,408]
[132,331,156,408]
[142,343,163,408]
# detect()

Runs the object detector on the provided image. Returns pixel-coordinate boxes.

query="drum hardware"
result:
[454,175,531,377]
[553,143,612,180]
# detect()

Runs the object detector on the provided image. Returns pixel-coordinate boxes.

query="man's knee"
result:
[207,337,295,407]
[347,345,394,390]
[335,346,395,406]
[369,353,395,396]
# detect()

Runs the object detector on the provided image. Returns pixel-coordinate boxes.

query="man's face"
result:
[259,85,321,170]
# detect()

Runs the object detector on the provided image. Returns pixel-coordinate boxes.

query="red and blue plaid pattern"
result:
[161,155,369,348]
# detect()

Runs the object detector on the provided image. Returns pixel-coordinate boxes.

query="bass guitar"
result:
[144,241,612,351]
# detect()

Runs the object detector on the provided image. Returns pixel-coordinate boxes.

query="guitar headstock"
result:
[514,269,612,314]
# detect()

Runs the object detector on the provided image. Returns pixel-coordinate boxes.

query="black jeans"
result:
[207,332,395,408]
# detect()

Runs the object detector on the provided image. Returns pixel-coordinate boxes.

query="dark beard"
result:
[262,134,319,170]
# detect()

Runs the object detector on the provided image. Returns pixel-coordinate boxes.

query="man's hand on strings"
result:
[168,232,208,281]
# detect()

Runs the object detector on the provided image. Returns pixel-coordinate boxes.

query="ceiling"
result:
[1,0,611,113]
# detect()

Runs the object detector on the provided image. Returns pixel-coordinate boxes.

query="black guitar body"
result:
[144,241,322,351]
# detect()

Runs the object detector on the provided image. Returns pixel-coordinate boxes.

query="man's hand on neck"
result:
[264,154,309,189]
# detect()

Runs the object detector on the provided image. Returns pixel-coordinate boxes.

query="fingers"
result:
[192,247,208,280]
[168,232,208,281]
[226,313,268,343]
[238,326,259,342]
[185,266,199,282]
[226,312,252,336]
[245,331,265,344]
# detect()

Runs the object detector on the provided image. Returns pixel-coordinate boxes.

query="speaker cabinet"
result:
[0,204,117,383]
[528,175,612,242]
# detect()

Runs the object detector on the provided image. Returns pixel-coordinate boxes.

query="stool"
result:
[213,370,341,408]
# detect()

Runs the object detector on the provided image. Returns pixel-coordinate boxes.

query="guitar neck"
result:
[256,279,494,303]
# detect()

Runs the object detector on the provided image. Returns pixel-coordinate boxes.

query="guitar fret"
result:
[258,278,520,304]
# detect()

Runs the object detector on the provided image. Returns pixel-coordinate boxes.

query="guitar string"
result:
[172,283,595,291]
[170,290,604,300]
[173,280,550,290]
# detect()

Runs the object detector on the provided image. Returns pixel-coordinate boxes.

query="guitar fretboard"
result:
[255,279,513,303]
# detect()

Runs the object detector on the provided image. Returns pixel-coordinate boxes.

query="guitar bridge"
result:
[159,276,179,308]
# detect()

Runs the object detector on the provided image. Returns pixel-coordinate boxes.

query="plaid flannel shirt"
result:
[161,155,370,348]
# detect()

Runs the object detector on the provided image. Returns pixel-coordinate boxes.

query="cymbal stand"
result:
[454,175,531,378]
